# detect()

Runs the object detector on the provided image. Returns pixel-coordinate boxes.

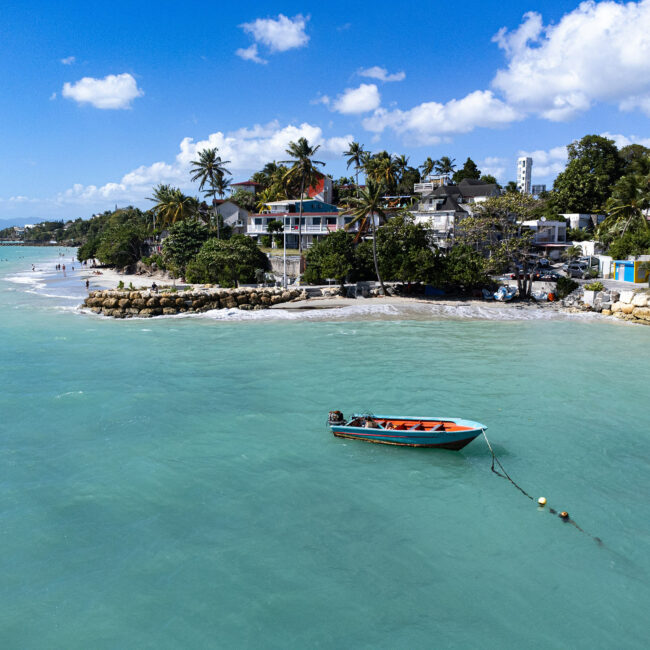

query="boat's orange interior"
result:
[349,418,471,432]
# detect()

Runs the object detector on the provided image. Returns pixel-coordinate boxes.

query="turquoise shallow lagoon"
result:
[1,247,649,649]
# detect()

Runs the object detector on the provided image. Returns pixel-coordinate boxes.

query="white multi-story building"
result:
[517,157,532,194]
[411,178,500,247]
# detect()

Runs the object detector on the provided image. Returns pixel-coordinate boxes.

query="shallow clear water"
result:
[1,247,649,649]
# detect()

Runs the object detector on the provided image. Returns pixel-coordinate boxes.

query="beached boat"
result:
[327,412,486,450]
[494,286,517,301]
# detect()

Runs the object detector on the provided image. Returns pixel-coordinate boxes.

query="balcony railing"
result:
[247,224,353,234]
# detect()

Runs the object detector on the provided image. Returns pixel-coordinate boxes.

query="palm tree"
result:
[281,137,325,255]
[366,152,399,193]
[190,148,231,238]
[148,185,198,227]
[600,173,650,238]
[435,156,456,176]
[344,179,388,295]
[343,141,366,195]
[420,157,436,179]
[395,154,410,185]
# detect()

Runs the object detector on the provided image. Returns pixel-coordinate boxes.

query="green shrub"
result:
[117,280,125,290]
[584,281,604,291]
[260,235,272,248]
[556,276,579,298]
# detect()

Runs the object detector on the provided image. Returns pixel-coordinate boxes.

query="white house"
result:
[411,178,500,247]
[561,213,605,230]
[247,198,352,249]
[214,200,249,234]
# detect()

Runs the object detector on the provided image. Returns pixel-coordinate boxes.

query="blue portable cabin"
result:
[613,260,650,284]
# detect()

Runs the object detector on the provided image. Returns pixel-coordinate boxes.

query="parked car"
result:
[566,262,589,278]
[539,270,561,281]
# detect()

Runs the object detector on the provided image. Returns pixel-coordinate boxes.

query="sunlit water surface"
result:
[1,246,649,649]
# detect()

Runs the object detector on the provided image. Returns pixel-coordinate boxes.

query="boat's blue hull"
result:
[330,414,485,450]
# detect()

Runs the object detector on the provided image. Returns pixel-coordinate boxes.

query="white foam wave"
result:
[4,274,46,290]
[55,391,84,399]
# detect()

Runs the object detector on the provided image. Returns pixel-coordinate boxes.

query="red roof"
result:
[232,180,262,187]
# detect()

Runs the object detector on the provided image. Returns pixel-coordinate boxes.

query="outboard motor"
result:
[328,410,345,425]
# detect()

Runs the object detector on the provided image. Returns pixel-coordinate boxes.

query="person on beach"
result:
[151,282,158,292]
[85,279,90,290]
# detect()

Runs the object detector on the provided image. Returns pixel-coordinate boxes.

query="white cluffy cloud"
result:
[362,90,521,144]
[493,1,650,120]
[480,157,507,180]
[60,56,76,65]
[358,66,405,82]
[53,121,353,209]
[601,132,650,149]
[62,73,144,109]
[239,14,309,58]
[235,44,267,65]
[333,84,381,114]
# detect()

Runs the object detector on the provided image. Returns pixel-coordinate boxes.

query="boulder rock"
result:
[611,301,623,313]
[632,293,648,307]
[621,304,635,315]
[632,307,650,321]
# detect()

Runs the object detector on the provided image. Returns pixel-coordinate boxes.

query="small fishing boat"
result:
[328,412,486,450]
[494,285,517,301]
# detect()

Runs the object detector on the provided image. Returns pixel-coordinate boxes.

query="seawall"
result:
[83,287,308,318]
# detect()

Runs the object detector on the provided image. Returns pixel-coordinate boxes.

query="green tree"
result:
[343,141,366,195]
[435,156,456,176]
[480,174,498,185]
[185,235,269,287]
[607,230,650,259]
[148,185,198,227]
[459,193,538,297]
[162,219,209,276]
[303,229,356,291]
[443,244,490,291]
[229,188,257,212]
[505,181,519,194]
[344,179,389,294]
[420,156,436,179]
[364,151,399,193]
[281,137,325,255]
[599,172,650,239]
[551,134,624,213]
[95,223,147,268]
[190,148,231,238]
[374,212,443,284]
[452,157,481,183]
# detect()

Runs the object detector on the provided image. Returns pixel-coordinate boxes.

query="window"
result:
[344,216,353,224]
[254,218,263,226]
[312,217,321,225]
[326,217,337,225]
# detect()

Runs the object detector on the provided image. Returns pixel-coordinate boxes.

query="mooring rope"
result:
[481,430,602,546]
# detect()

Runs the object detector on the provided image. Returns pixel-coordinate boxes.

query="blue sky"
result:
[2,0,650,223]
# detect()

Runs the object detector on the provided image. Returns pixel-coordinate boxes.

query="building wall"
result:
[516,157,532,194]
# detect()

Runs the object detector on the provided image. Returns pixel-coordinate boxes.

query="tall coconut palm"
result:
[148,185,198,227]
[601,173,650,238]
[190,148,231,238]
[395,154,410,184]
[343,141,366,195]
[420,157,436,180]
[366,152,399,193]
[344,179,388,295]
[281,137,325,255]
[435,156,456,176]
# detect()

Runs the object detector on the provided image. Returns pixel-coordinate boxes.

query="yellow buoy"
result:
[560,511,569,520]
[537,497,547,507]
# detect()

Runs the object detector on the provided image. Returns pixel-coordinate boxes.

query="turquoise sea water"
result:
[1,246,649,649]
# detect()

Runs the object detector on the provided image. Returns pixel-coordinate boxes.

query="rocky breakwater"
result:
[563,286,650,324]
[83,287,308,318]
